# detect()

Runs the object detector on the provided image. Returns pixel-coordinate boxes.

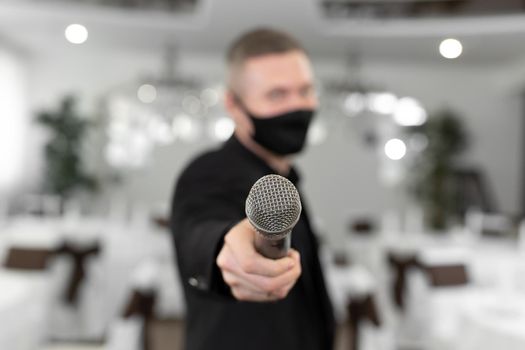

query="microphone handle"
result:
[254,231,291,259]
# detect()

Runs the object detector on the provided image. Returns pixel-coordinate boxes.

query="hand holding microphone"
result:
[216,175,302,302]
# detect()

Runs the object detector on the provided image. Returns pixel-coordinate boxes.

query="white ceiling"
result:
[1,0,525,64]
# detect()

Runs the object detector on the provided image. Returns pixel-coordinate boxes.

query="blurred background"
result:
[0,0,525,349]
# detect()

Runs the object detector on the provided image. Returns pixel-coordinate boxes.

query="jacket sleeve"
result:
[170,163,245,296]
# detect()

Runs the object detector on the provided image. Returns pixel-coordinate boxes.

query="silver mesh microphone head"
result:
[245,174,302,240]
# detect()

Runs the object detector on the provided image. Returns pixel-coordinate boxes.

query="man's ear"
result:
[224,90,253,135]
[224,90,239,116]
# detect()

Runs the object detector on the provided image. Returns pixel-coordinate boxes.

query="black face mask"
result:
[235,98,315,155]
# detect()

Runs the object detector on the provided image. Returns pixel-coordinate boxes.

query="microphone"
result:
[245,174,302,259]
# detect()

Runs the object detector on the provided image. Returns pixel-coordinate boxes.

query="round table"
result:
[0,271,51,350]
[459,292,525,350]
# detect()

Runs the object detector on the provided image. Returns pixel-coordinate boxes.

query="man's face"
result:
[234,50,318,118]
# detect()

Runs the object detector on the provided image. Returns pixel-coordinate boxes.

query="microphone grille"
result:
[245,174,302,238]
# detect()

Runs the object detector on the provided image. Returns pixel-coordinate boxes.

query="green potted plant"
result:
[409,109,468,230]
[37,96,98,211]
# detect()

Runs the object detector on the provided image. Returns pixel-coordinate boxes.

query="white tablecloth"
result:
[0,271,55,350]
[458,292,525,350]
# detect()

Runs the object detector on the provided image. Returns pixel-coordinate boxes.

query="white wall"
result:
[23,46,163,191]
[300,60,522,241]
[18,47,523,242]
[0,44,30,195]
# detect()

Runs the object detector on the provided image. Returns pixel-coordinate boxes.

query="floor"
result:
[42,321,357,350]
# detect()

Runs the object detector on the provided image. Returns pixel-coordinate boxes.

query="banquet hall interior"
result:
[1,0,525,349]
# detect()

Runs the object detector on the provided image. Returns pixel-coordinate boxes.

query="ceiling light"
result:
[211,117,234,141]
[385,138,407,160]
[137,84,157,104]
[368,92,398,115]
[393,97,427,126]
[65,24,88,44]
[439,38,462,59]
[343,93,366,116]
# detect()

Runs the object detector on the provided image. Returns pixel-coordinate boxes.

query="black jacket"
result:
[170,136,335,350]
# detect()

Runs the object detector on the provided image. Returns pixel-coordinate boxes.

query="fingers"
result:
[217,243,301,300]
[222,271,273,300]
[230,286,279,302]
[240,257,301,294]
[221,262,283,302]
[224,270,289,302]
[218,244,286,292]
[287,249,301,265]
[222,255,300,295]
[274,280,297,299]
[221,269,260,293]
[270,250,301,298]
[216,219,303,302]
[223,220,296,278]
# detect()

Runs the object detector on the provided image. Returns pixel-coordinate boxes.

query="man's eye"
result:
[269,90,286,101]
[300,86,314,97]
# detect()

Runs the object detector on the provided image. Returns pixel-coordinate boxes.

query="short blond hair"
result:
[226,28,306,91]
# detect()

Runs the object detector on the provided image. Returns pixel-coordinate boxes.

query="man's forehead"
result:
[239,51,313,90]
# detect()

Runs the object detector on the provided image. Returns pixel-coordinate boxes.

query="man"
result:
[171,28,334,350]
